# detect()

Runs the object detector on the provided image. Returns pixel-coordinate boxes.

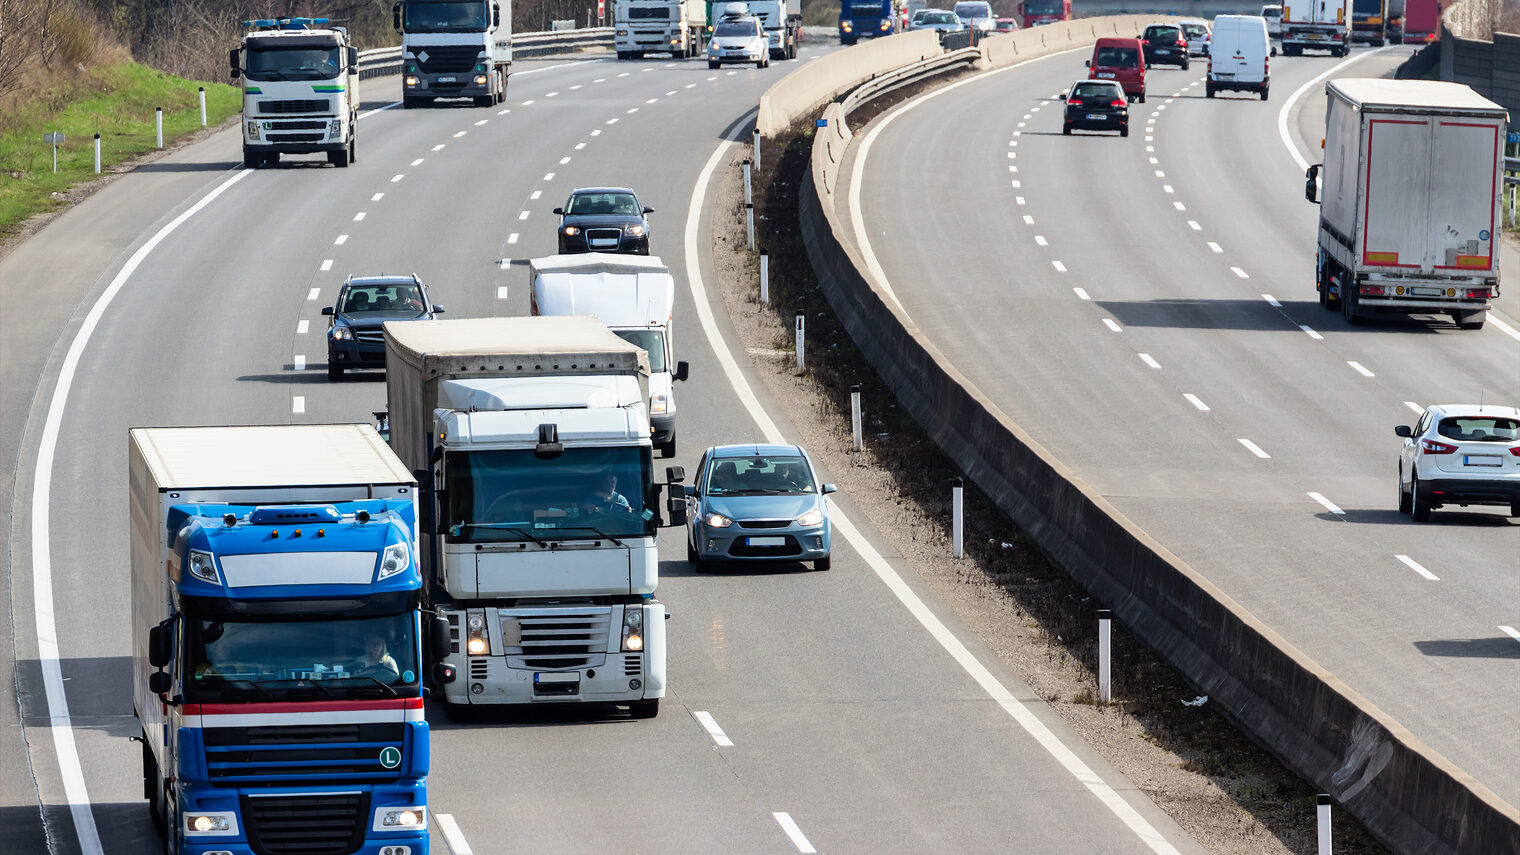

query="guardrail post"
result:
[1317,795,1332,855]
[199,87,207,126]
[745,202,755,250]
[851,384,863,451]
[951,477,964,558]
[155,106,163,148]
[94,133,101,173]
[743,159,752,206]
[1098,609,1112,703]
[795,312,805,370]
[759,248,769,303]
[752,127,762,171]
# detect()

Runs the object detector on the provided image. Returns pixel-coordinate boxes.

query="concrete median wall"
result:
[980,15,1154,67]
[757,30,944,136]
[795,33,1520,855]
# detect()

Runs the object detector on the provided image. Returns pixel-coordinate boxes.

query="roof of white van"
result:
[531,253,675,328]
[1328,79,1507,114]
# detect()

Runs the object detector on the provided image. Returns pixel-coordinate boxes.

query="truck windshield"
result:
[402,1,489,31]
[626,6,672,18]
[954,3,991,18]
[185,612,419,703]
[446,446,655,542]
[1023,0,1064,13]
[612,329,666,372]
[846,3,885,16]
[245,46,343,82]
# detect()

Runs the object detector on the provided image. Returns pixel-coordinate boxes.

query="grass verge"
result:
[0,61,241,239]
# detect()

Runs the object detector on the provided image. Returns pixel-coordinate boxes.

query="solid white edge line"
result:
[1394,554,1439,581]
[1277,49,1386,171]
[30,167,251,855]
[1499,626,1520,643]
[1308,492,1345,515]
[693,710,735,747]
[687,115,1182,855]
[1488,314,1520,342]
[772,812,818,854]
[436,812,475,855]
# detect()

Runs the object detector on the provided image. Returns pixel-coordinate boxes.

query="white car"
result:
[1396,404,1520,521]
[708,14,769,68]
[1178,19,1210,56]
[953,0,994,33]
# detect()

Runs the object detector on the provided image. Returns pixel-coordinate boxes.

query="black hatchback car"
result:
[1063,81,1130,136]
[553,187,652,254]
[322,274,443,380]
[1141,23,1189,68]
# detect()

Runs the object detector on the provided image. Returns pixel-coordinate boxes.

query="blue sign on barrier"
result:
[1509,131,1520,143]
[817,118,828,127]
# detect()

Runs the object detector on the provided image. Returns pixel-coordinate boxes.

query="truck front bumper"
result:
[404,72,492,98]
[174,780,428,855]
[243,118,348,153]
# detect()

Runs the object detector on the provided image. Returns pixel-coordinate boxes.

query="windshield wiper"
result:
[343,676,399,697]
[450,522,547,546]
[553,526,625,546]
[213,678,277,702]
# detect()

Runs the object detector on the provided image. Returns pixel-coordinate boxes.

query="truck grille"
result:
[203,722,405,783]
[504,609,611,670]
[416,45,482,73]
[243,791,369,855]
[266,132,326,143]
[260,98,329,114]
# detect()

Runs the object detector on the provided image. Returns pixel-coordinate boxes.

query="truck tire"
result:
[142,734,165,834]
[1452,309,1486,330]
[629,699,660,719]
[1206,83,1216,98]
[403,96,419,109]
[243,150,261,169]
[328,146,349,167]
[474,94,493,107]
[1341,285,1365,325]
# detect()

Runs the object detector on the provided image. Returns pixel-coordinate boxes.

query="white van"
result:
[1260,4,1283,38]
[529,253,690,457]
[1208,15,1271,100]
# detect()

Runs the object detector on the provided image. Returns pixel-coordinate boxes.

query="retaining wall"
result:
[1440,0,1520,122]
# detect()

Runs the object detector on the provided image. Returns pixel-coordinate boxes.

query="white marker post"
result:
[199,87,207,126]
[1098,609,1112,703]
[759,249,769,303]
[155,106,164,148]
[1317,795,1332,855]
[794,312,805,370]
[93,133,100,173]
[850,383,862,451]
[44,132,64,173]
[752,127,762,171]
[745,203,755,250]
[743,159,752,206]
[951,477,964,558]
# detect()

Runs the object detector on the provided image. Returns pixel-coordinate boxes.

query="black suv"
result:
[554,187,652,254]
[1141,24,1189,68]
[322,274,443,381]
[1063,81,1130,137]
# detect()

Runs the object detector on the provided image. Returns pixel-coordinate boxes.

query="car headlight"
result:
[186,549,219,584]
[625,224,644,236]
[375,806,427,831]
[621,606,644,652]
[466,612,490,655]
[184,811,237,835]
[330,326,353,340]
[650,393,668,414]
[562,225,580,236]
[796,508,824,527]
[704,512,732,528]
[377,541,410,581]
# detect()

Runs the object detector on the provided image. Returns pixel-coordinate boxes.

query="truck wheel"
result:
[1511,500,1520,518]
[328,363,344,381]
[264,152,279,166]
[1453,309,1486,330]
[347,136,356,165]
[243,150,261,169]
[328,146,349,167]
[1410,472,1432,521]
[629,699,660,719]
[1341,285,1364,325]
[789,40,797,59]
[474,94,493,107]
[1206,84,1215,98]
[142,734,165,834]
[1137,90,1145,103]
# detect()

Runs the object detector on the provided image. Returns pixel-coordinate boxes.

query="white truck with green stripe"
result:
[230,18,359,169]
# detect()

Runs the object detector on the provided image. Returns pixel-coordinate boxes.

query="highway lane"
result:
[846,46,1520,811]
[6,47,1205,855]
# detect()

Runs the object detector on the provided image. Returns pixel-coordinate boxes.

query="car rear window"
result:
[706,455,814,494]
[1072,82,1119,97]
[1181,23,1207,38]
[1146,26,1182,42]
[1436,417,1520,442]
[1095,46,1139,66]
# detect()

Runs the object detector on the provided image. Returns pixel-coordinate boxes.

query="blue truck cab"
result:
[839,0,895,44]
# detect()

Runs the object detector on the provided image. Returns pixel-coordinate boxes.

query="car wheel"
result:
[1119,124,1129,137]
[1260,86,1269,101]
[814,556,831,571]
[709,60,720,69]
[1182,59,1189,70]
[1410,472,1432,521]
[1511,500,1520,518]
[1137,91,1145,103]
[1062,123,1071,135]
[1398,464,1412,514]
[629,699,660,719]
[328,363,344,382]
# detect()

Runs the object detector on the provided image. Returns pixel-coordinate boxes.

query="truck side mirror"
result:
[493,3,502,27]
[1304,163,1320,204]
[432,662,457,685]
[673,361,689,382]
[393,3,403,31]
[665,494,688,527]
[429,616,453,659]
[665,465,685,484]
[1394,425,1413,438]
[348,46,360,72]
[229,48,241,78]
[148,671,173,695]
[148,621,173,668]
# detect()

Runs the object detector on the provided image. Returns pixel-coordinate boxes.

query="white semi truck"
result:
[530,253,690,458]
[1281,0,1350,55]
[393,0,510,107]
[229,18,359,169]
[383,316,688,717]
[615,0,707,58]
[1306,79,1506,329]
[751,0,802,59]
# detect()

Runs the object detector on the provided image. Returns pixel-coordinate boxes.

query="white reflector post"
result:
[1318,794,1332,855]
[1098,609,1112,703]
[951,477,963,559]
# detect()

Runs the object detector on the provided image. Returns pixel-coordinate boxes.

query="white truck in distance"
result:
[1306,79,1506,329]
[392,0,510,107]
[615,0,707,58]
[1281,0,1350,54]
[383,316,688,717]
[750,0,803,59]
[530,253,690,458]
[229,18,358,169]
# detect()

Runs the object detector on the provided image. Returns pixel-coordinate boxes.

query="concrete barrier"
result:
[797,31,1520,855]
[980,15,1154,68]
[757,30,943,136]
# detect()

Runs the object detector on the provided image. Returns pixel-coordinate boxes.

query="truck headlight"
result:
[621,606,644,652]
[649,393,668,415]
[796,508,824,527]
[377,541,410,581]
[466,612,490,655]
[473,74,488,85]
[246,121,260,139]
[374,806,427,831]
[186,549,220,584]
[329,119,342,137]
[330,326,353,340]
[704,512,732,528]
[184,811,237,835]
[404,75,419,87]
[841,21,854,32]
[879,18,891,30]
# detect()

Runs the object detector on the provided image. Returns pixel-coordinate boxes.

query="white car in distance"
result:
[708,9,769,68]
[1395,404,1520,521]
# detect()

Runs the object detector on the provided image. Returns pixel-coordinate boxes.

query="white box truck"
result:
[393,0,510,107]
[751,0,803,59]
[229,18,359,168]
[530,253,690,458]
[383,316,688,717]
[615,0,707,58]
[1306,79,1506,328]
[1281,0,1350,55]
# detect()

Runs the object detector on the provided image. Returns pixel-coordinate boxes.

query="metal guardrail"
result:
[356,27,613,79]
[839,47,981,117]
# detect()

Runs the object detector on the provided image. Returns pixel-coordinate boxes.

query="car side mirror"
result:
[1394,425,1413,438]
[432,305,446,313]
[229,48,241,78]
[1084,59,1091,67]
[1061,91,1068,98]
[1305,163,1320,204]
[673,360,689,382]
[429,616,453,659]
[643,206,655,214]
[321,306,334,316]
[683,484,697,497]
[822,483,838,494]
[552,207,565,215]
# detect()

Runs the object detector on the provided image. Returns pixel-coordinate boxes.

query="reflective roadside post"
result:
[951,477,963,558]
[753,126,761,171]
[745,202,754,250]
[44,132,65,172]
[794,312,805,370]
[759,249,769,303]
[156,106,164,148]
[850,384,862,451]
[94,133,101,173]
[1098,609,1112,703]
[743,159,752,205]
[1317,795,1332,855]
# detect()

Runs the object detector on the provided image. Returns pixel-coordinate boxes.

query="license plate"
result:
[1087,113,1106,120]
[1215,73,1235,79]
[1463,455,1502,466]
[1096,72,1114,78]
[535,672,578,684]
[590,239,618,246]
[1306,33,1323,39]
[437,76,456,82]
[1411,287,1442,296]
[747,536,786,546]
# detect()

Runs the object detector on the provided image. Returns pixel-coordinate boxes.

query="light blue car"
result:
[685,444,836,571]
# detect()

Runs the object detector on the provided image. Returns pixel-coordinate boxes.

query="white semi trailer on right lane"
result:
[1306,79,1507,329]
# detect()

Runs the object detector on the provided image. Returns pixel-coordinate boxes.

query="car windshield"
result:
[340,283,425,314]
[245,46,343,82]
[185,612,419,703]
[445,446,655,542]
[923,12,957,23]
[1147,26,1182,42]
[706,454,815,495]
[954,2,991,17]
[714,20,757,37]
[402,1,488,31]
[911,9,933,21]
[1072,82,1119,98]
[612,329,667,372]
[1436,416,1520,442]
[567,192,641,215]
[1261,6,1282,18]
[1095,46,1139,66]
[626,5,671,18]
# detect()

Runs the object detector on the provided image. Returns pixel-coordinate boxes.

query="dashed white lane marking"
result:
[497,286,510,299]
[293,355,305,370]
[1007,151,1016,159]
[391,173,404,182]
[574,142,586,150]
[319,260,332,272]
[1300,325,1323,340]
[646,98,659,104]
[686,83,697,88]
[371,192,385,201]
[496,108,510,115]
[595,77,607,82]
[1348,361,1375,377]
[1162,185,1174,193]
[559,156,572,164]
[530,190,542,200]
[1030,106,1040,112]
[1146,145,1154,152]
[1017,121,1026,128]
[454,130,467,137]
[627,107,640,113]
[1103,318,1123,332]
[1034,235,1047,246]
[1139,353,1161,369]
[1157,103,1168,109]
[518,210,530,221]
[296,320,310,334]
[1150,158,1159,165]
[1009,165,1018,173]
[707,75,717,81]
[474,119,488,126]
[546,91,559,97]
[544,172,556,181]
[727,70,738,75]
[437,813,475,855]
[1022,215,1034,224]
[1073,287,1090,300]
[591,129,602,136]
[1154,170,1165,177]
[292,396,305,414]
[1016,196,1026,205]
[1500,626,1520,643]
[1207,242,1222,253]
[1172,202,1185,210]
[1262,294,1281,307]
[772,813,817,854]
[1146,135,1153,142]
[1308,492,1346,515]
[432,144,445,151]
[693,711,734,747]
[643,67,654,72]
[334,234,348,245]
[1012,180,1021,188]
[523,99,536,105]
[1405,401,1425,415]
[1051,260,1066,272]
[1187,220,1200,230]
[607,117,620,124]
[1231,267,1249,279]
[1238,439,1271,459]
[1184,393,1210,411]
[507,232,519,244]
[571,84,582,89]
[307,287,321,300]
[1395,554,1439,581]
[352,212,365,221]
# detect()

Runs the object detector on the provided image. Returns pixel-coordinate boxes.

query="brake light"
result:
[1509,446,1520,457]
[1111,99,1126,107]
[1464,289,1489,299]
[1420,439,1457,454]
[1068,98,1082,106]
[1360,284,1389,296]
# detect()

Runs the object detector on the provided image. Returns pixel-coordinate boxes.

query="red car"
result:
[1087,37,1146,103]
